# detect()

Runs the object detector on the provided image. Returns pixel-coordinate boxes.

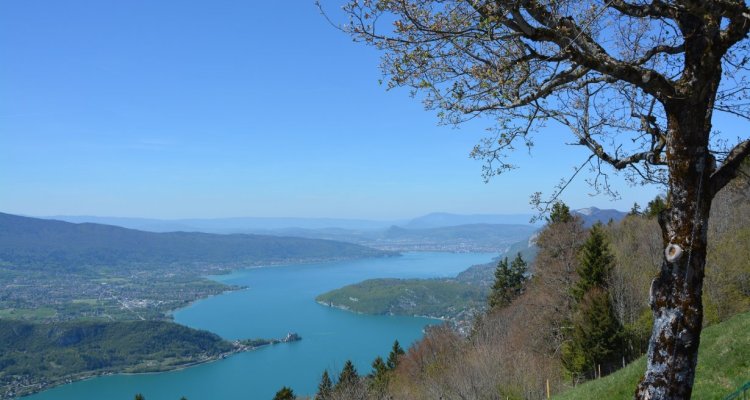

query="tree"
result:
[572,223,615,301]
[315,370,333,400]
[548,201,573,224]
[564,224,624,378]
[386,340,405,370]
[488,253,528,309]
[629,202,642,216]
[338,1,750,398]
[369,356,390,397]
[134,394,145,400]
[335,360,359,391]
[562,288,625,379]
[644,195,668,219]
[273,386,296,400]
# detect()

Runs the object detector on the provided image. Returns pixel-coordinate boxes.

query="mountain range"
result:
[0,212,391,270]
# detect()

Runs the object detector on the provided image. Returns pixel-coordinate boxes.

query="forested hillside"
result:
[0,320,236,399]
[299,164,750,399]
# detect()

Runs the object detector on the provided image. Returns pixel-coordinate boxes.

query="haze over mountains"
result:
[0,213,390,269]
[39,212,542,253]
[43,212,542,233]
[38,208,625,253]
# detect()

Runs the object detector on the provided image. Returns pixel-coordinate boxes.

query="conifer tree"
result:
[563,223,624,379]
[335,360,359,391]
[272,386,296,400]
[134,394,145,400]
[386,340,404,370]
[369,356,390,396]
[562,288,625,379]
[488,253,528,309]
[629,203,641,216]
[547,201,572,224]
[572,223,614,301]
[644,196,668,219]
[314,370,332,400]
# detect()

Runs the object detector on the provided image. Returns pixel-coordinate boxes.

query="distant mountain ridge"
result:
[43,215,404,234]
[0,213,391,269]
[572,206,627,227]
[403,212,538,229]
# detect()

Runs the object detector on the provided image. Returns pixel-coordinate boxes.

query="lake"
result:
[22,252,496,400]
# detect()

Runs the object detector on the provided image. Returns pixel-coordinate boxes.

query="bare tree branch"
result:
[710,138,750,196]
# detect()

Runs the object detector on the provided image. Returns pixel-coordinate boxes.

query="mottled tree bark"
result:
[636,101,715,400]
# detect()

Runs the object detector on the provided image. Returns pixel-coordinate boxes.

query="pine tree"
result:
[644,195,667,219]
[134,394,145,400]
[369,356,389,396]
[273,386,296,400]
[562,288,625,379]
[563,223,625,379]
[314,370,333,400]
[335,360,359,391]
[488,253,527,309]
[386,340,404,370]
[547,201,572,224]
[572,223,614,301]
[629,202,641,216]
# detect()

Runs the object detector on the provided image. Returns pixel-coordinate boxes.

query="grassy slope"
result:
[554,311,750,400]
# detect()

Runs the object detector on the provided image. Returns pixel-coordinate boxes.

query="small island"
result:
[238,332,302,349]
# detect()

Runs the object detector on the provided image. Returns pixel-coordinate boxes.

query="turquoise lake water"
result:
[22,252,496,400]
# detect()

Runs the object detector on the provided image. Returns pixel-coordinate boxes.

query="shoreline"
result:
[171,252,403,317]
[315,300,448,322]
[9,336,300,400]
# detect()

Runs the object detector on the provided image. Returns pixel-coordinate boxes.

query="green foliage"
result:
[134,394,145,400]
[562,289,625,379]
[547,201,572,224]
[335,360,359,392]
[387,340,405,370]
[487,253,527,309]
[572,223,614,302]
[272,386,296,400]
[622,309,653,358]
[563,224,624,379]
[706,226,750,322]
[0,319,235,397]
[316,278,487,319]
[554,311,750,399]
[628,202,641,216]
[644,195,667,219]
[369,356,390,395]
[315,370,333,400]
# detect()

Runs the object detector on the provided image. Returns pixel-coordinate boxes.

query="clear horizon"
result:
[1,1,714,220]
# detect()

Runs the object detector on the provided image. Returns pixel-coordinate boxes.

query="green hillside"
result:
[554,311,750,400]
[316,278,487,320]
[0,319,238,399]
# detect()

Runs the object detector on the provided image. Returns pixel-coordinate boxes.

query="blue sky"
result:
[0,1,676,219]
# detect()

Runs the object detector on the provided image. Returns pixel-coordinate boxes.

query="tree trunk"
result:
[635,104,715,399]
